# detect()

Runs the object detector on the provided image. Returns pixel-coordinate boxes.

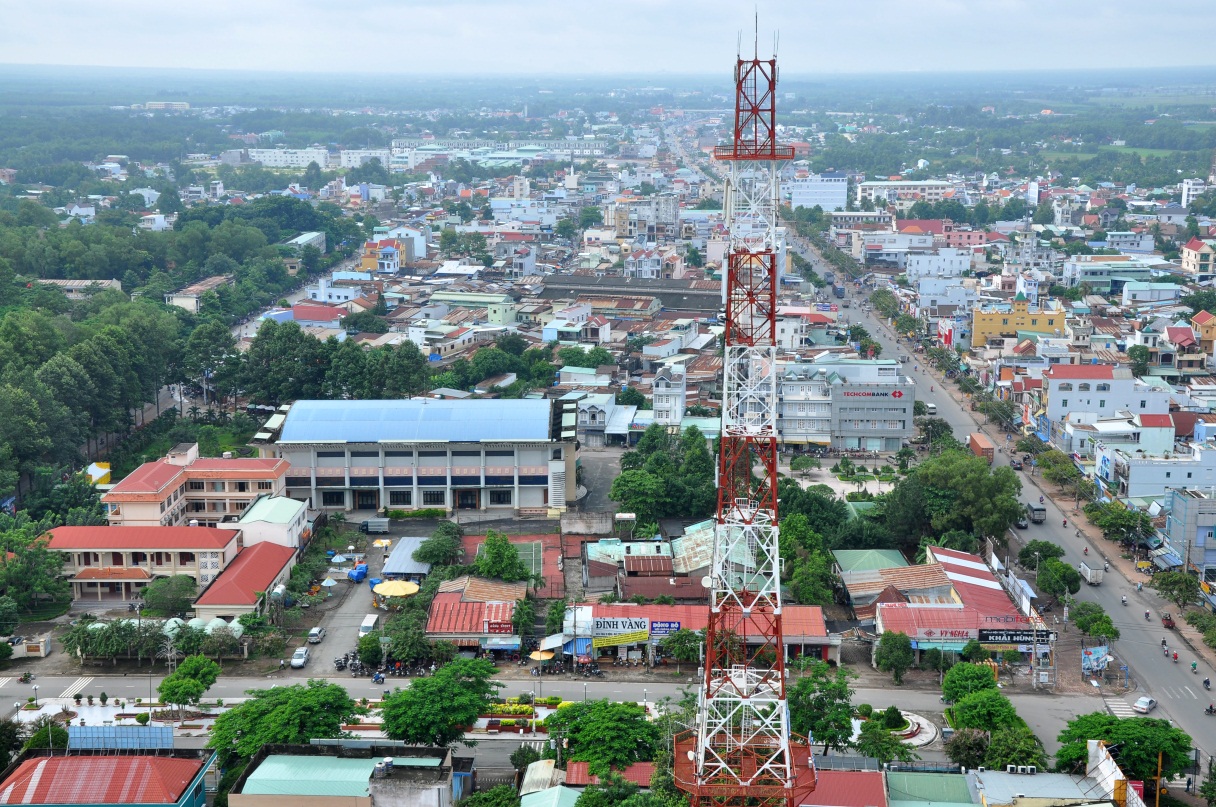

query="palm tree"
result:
[187,405,201,423]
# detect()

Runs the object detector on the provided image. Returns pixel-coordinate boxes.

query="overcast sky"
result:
[1,0,1211,76]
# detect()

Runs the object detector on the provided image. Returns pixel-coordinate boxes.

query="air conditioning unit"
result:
[976,767,986,773]
[1027,766,1037,775]
[1007,765,1017,773]
[1017,766,1029,775]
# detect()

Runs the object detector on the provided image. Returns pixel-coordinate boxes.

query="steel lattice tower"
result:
[672,44,817,807]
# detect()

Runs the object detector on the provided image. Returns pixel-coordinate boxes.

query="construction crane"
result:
[672,34,817,807]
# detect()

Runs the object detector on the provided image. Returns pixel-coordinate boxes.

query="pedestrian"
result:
[279,659,285,671]
[1187,777,1193,793]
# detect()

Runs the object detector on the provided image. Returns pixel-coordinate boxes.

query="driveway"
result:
[576,449,623,512]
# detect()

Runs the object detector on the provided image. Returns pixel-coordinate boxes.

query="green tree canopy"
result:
[941,663,997,702]
[1055,712,1192,781]
[381,658,500,747]
[207,681,361,768]
[952,689,1020,731]
[1151,570,1202,611]
[788,662,856,753]
[140,575,197,616]
[544,700,661,774]
[473,530,530,582]
[853,720,918,764]
[875,631,914,685]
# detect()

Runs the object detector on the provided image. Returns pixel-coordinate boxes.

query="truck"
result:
[1025,503,1046,523]
[1080,562,1103,586]
[833,284,845,299]
[823,270,835,285]
[359,518,390,534]
[968,433,995,465]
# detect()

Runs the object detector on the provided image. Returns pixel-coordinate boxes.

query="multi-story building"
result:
[262,399,578,514]
[1095,440,1216,501]
[1161,488,1216,581]
[1182,238,1216,281]
[1061,254,1155,293]
[101,443,289,527]
[854,231,935,267]
[970,294,1067,349]
[1182,179,1208,209]
[338,149,391,168]
[359,239,407,273]
[856,180,955,210]
[1193,311,1216,356]
[904,249,970,282]
[784,172,849,212]
[776,357,916,451]
[652,367,687,427]
[828,210,894,231]
[245,148,331,169]
[48,525,241,603]
[1105,231,1155,253]
[1032,364,1174,444]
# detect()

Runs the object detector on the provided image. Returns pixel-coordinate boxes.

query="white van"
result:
[359,614,379,637]
[924,403,937,416]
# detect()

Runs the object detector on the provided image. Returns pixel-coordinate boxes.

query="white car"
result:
[290,647,310,669]
[308,627,326,644]
[1132,696,1157,714]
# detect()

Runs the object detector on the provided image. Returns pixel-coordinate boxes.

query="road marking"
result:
[520,740,547,753]
[59,677,93,699]
[0,678,11,688]
[1184,686,1199,699]
[1105,698,1137,718]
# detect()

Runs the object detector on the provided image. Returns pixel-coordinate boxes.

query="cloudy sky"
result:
[1,0,1210,76]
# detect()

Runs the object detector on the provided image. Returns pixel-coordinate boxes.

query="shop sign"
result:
[978,629,1057,644]
[594,617,649,635]
[650,621,681,636]
[485,621,514,634]
[914,627,977,640]
[592,629,650,648]
[841,390,904,398]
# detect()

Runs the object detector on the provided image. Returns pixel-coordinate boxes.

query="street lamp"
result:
[31,686,38,708]
[583,682,587,703]
[643,688,647,714]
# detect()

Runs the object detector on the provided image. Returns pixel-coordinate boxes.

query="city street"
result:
[791,238,1216,754]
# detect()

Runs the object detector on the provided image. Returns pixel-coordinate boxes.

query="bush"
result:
[390,508,446,519]
[499,719,516,727]
[921,648,944,671]
[881,705,905,729]
[857,703,873,718]
[135,713,150,725]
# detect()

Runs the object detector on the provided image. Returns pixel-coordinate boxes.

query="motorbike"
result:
[1205,678,1211,691]
[371,672,385,685]
[18,673,32,684]
[1121,596,1127,606]
[1174,653,1179,663]
[1207,705,1216,715]
[333,657,347,671]
[1147,611,1152,620]
[1084,547,1088,556]
[1104,562,1110,572]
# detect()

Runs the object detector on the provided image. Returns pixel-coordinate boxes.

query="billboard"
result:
[1082,645,1110,673]
[979,629,1057,645]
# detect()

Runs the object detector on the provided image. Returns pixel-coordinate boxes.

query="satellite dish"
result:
[687,750,696,761]
[700,576,712,588]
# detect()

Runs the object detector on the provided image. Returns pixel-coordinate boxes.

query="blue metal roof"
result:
[279,399,552,444]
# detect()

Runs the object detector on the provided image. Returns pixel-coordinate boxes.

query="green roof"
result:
[242,755,441,797]
[238,495,305,525]
[832,549,908,573]
[846,500,878,519]
[885,771,975,803]
[522,786,583,807]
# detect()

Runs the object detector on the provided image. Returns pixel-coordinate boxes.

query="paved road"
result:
[793,244,1216,754]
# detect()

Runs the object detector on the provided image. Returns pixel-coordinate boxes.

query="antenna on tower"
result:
[754,9,759,58]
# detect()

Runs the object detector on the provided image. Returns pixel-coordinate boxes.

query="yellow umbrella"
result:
[373,580,420,598]
[529,650,555,661]
[372,539,393,548]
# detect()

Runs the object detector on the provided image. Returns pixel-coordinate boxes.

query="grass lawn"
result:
[1097,145,1196,158]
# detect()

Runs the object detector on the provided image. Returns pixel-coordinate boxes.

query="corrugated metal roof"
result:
[832,549,909,574]
[437,575,529,603]
[565,761,654,787]
[0,755,206,804]
[241,755,377,797]
[623,555,674,576]
[278,399,553,443]
[885,771,975,803]
[522,786,582,807]
[381,536,433,577]
[805,770,888,807]
[238,495,304,525]
[520,760,557,796]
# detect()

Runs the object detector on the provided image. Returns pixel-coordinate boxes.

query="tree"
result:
[0,596,18,635]
[460,785,521,807]
[941,663,997,702]
[952,689,1019,731]
[788,662,856,754]
[1037,557,1081,600]
[22,716,68,753]
[960,639,990,662]
[544,700,661,773]
[579,206,604,229]
[174,654,221,690]
[985,726,1048,770]
[575,772,640,807]
[1018,540,1065,569]
[208,681,360,767]
[685,245,704,268]
[555,218,578,241]
[510,743,542,771]
[157,674,205,722]
[854,720,918,763]
[659,628,701,673]
[1151,571,1202,611]
[513,597,536,637]
[1055,712,1192,781]
[545,599,568,636]
[944,728,990,769]
[358,631,385,667]
[617,386,650,410]
[0,717,22,769]
[874,631,914,684]
[413,529,463,566]
[141,575,197,616]
[1127,345,1151,377]
[381,658,500,747]
[473,530,530,582]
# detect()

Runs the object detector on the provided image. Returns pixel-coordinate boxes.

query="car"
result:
[1015,517,1029,529]
[307,627,326,644]
[1010,459,1023,470]
[898,355,910,362]
[1132,696,1157,714]
[290,647,310,668]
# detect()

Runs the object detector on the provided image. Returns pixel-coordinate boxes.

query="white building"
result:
[339,149,392,168]
[1183,179,1208,208]
[246,148,331,169]
[1105,231,1155,254]
[776,357,916,451]
[1095,440,1216,501]
[652,367,687,427]
[1035,364,1174,444]
[856,180,955,211]
[904,249,969,282]
[1058,411,1176,458]
[784,172,849,212]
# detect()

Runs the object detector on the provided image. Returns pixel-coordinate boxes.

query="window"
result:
[1140,400,1147,409]
[552,449,563,460]
[422,490,445,506]
[485,450,515,458]
[385,450,412,458]
[452,450,480,457]
[189,481,204,491]
[257,481,273,491]
[1078,383,1091,391]
[1061,400,1068,407]
[1001,318,1009,325]
[350,450,379,458]
[317,451,345,458]
[321,491,345,507]
[212,482,224,492]
[1057,383,1073,391]
[1099,400,1105,408]
[235,481,248,493]
[1166,472,1172,479]
[179,552,195,564]
[419,451,446,458]
[490,490,512,505]
[1031,319,1038,326]
[1097,384,1110,392]
[389,491,412,506]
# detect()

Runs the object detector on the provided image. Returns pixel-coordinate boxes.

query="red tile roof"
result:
[1193,311,1216,326]
[1185,237,1212,252]
[875,603,984,636]
[896,219,945,235]
[48,526,238,551]
[586,603,827,639]
[926,547,1018,618]
[565,761,654,787]
[1043,364,1116,380]
[0,755,205,804]
[73,567,151,581]
[426,592,518,635]
[1166,327,1197,347]
[195,543,296,607]
[291,304,346,321]
[106,460,183,494]
[805,770,888,807]
[1138,414,1174,428]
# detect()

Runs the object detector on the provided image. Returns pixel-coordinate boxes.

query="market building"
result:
[259,398,578,514]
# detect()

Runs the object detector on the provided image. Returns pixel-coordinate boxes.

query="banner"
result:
[979,629,1057,645]
[592,629,650,648]
[1082,645,1110,673]
[649,621,681,636]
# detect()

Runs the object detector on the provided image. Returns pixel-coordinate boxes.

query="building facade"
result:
[784,172,849,212]
[776,358,916,450]
[264,399,578,514]
[970,294,1066,348]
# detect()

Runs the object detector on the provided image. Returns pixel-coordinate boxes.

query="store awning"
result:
[562,638,592,656]
[540,633,568,651]
[1151,547,1183,570]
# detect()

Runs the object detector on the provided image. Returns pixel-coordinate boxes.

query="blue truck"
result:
[833,284,845,299]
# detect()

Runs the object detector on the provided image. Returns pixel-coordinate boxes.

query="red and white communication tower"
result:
[673,39,816,807]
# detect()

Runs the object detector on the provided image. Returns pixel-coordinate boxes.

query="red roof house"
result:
[0,753,210,805]
[804,770,888,807]
[194,542,297,617]
[565,761,655,787]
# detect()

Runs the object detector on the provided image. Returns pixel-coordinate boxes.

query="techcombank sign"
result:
[840,390,905,398]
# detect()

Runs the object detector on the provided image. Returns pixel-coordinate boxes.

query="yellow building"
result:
[970,293,1066,349]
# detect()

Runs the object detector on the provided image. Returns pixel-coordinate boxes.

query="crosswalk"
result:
[518,740,548,753]
[0,678,11,689]
[1105,698,1138,718]
[59,677,93,699]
